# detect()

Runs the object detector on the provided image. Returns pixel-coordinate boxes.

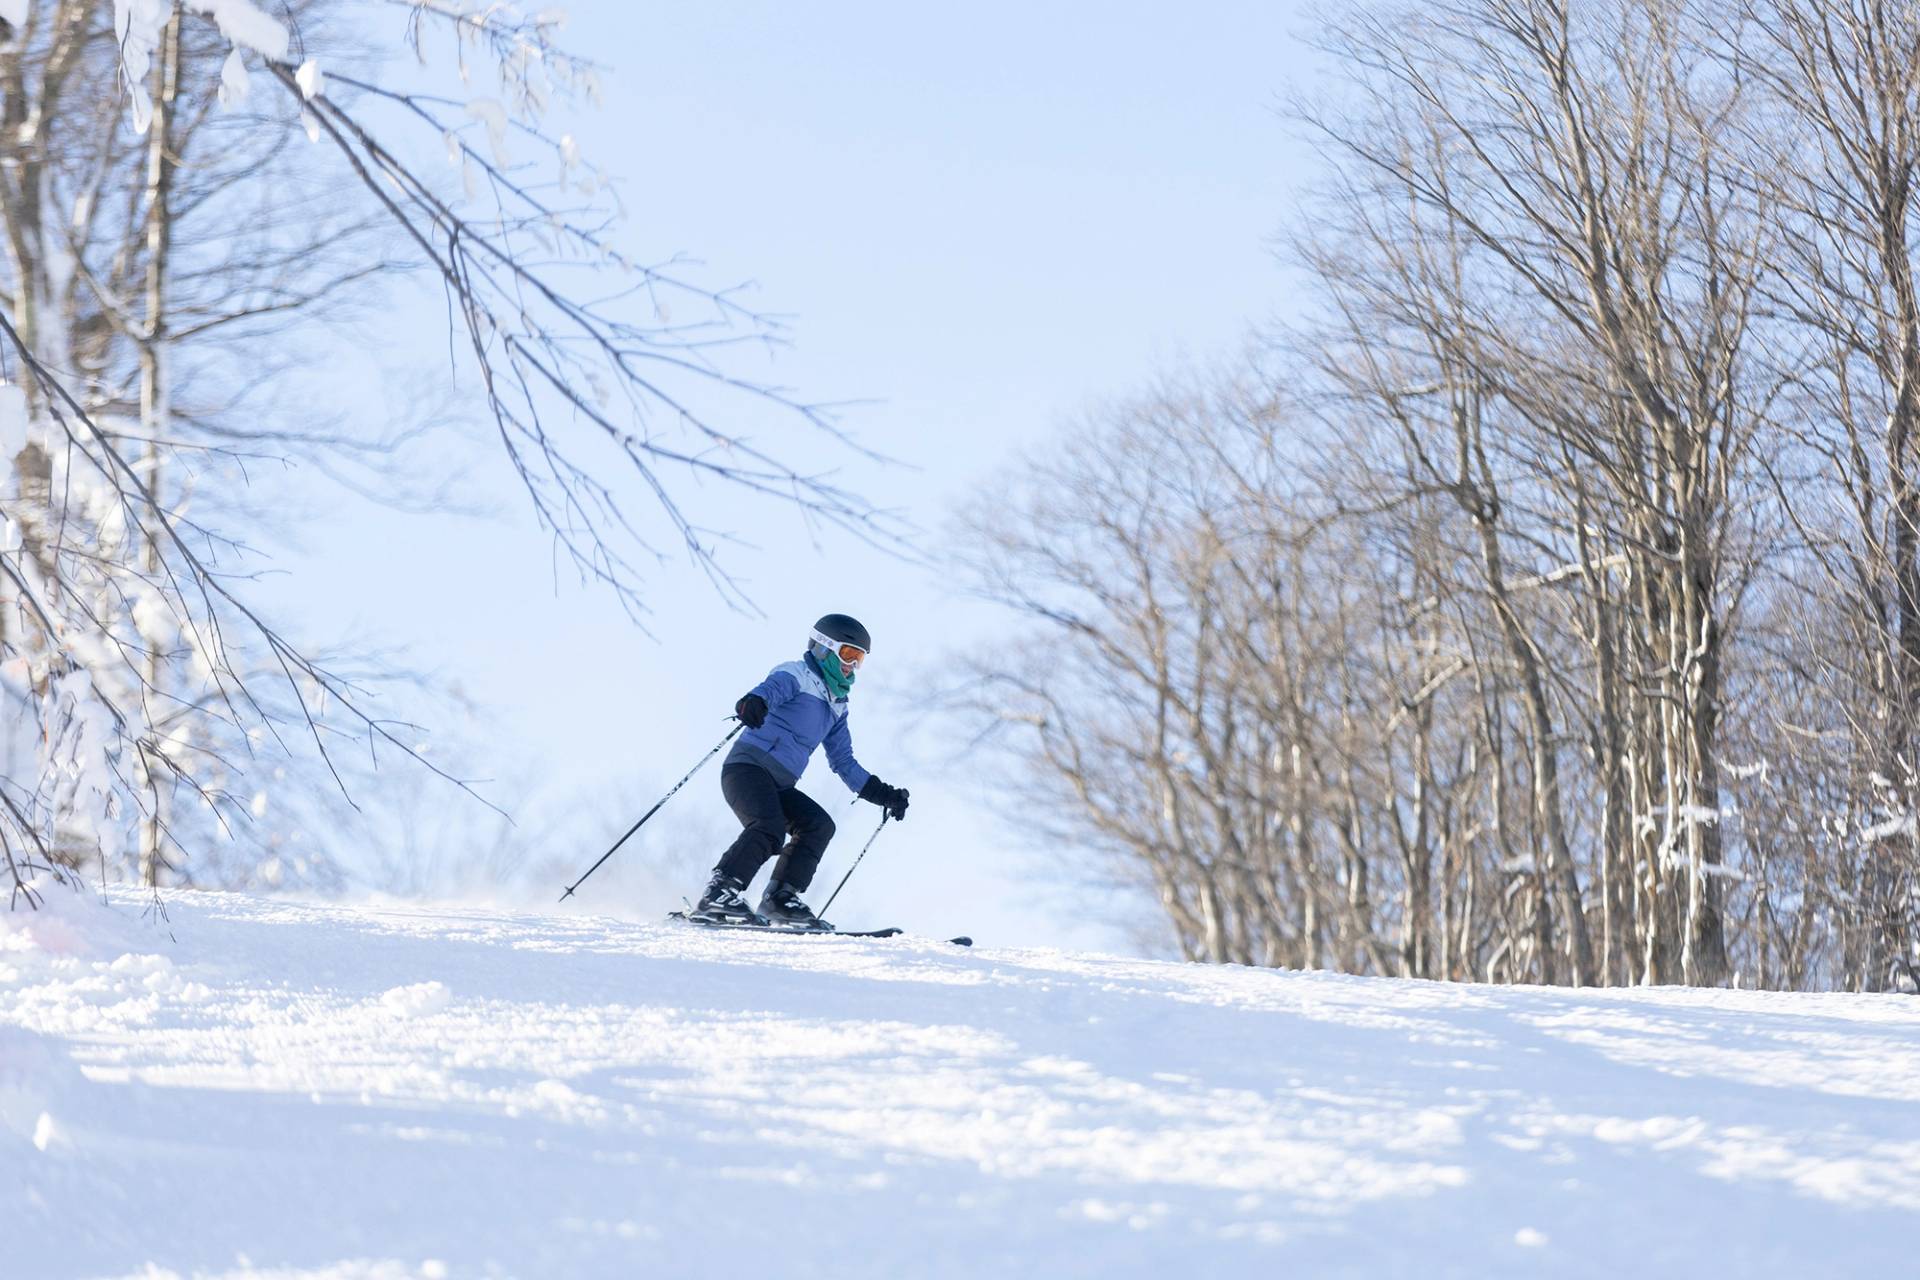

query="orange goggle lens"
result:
[834,643,866,667]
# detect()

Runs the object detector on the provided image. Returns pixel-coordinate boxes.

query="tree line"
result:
[958,0,1920,992]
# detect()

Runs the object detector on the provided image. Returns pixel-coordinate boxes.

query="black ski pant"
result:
[715,762,835,892]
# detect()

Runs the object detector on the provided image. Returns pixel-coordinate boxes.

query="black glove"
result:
[735,694,769,729]
[859,775,910,822]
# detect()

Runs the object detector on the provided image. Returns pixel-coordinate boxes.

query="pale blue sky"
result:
[259,1,1324,950]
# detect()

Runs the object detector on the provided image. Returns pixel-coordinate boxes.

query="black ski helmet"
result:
[812,613,871,654]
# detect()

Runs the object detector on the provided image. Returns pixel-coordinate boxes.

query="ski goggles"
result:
[810,629,867,668]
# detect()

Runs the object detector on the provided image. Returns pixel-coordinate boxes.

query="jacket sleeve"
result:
[823,713,872,794]
[748,666,801,708]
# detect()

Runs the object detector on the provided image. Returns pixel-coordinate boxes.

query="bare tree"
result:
[1733,0,1920,990]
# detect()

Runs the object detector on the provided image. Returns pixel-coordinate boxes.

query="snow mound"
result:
[377,981,451,1018]
[0,880,147,964]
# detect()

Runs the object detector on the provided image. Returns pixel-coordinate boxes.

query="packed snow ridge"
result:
[4,888,1918,1279]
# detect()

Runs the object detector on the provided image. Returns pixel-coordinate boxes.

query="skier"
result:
[691,614,911,929]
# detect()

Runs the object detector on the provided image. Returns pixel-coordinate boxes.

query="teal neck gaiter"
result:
[811,647,854,700]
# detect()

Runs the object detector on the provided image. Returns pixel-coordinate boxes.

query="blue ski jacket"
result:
[728,653,872,793]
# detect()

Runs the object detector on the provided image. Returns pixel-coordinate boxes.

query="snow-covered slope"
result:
[3,888,1917,1279]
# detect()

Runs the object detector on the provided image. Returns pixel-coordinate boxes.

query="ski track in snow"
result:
[3,889,1918,1278]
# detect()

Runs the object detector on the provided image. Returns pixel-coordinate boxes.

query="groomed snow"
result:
[4,887,1918,1278]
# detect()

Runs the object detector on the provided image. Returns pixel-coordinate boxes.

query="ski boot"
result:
[758,879,832,931]
[691,871,765,925]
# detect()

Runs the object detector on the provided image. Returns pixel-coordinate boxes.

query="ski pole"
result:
[559,722,744,902]
[818,812,890,919]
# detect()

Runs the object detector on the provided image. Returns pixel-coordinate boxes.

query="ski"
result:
[668,911,971,947]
